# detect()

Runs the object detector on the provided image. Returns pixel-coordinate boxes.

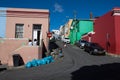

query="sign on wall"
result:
[47,32,52,38]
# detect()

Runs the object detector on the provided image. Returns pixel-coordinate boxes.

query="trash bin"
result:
[13,54,21,67]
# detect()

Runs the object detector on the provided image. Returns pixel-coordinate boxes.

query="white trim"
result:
[113,13,120,16]
[88,31,95,34]
[40,31,42,46]
[40,26,43,46]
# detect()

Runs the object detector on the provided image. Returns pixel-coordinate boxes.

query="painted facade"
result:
[51,30,60,40]
[64,19,73,38]
[0,7,49,66]
[92,8,120,55]
[59,25,64,36]
[0,7,6,38]
[70,19,93,44]
[59,25,65,40]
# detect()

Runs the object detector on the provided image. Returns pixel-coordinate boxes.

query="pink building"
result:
[0,7,50,66]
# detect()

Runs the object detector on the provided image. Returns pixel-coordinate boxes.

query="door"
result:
[33,24,41,46]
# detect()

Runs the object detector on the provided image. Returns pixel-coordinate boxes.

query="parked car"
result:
[75,40,88,49]
[79,40,89,49]
[63,38,70,44]
[75,41,80,47]
[84,42,106,55]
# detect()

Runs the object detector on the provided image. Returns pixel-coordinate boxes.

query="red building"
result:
[92,7,120,55]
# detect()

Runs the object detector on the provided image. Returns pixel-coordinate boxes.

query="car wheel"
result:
[80,46,82,48]
[89,51,93,55]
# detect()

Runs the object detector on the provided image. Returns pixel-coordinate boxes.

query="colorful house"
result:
[64,19,73,38]
[0,7,50,66]
[92,7,120,55]
[69,19,93,44]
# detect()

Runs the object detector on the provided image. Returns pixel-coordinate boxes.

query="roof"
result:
[1,7,49,14]
[112,7,120,11]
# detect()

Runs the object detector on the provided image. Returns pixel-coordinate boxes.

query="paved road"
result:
[0,41,120,80]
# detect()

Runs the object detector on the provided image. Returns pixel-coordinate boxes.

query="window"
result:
[15,24,24,38]
[33,24,41,30]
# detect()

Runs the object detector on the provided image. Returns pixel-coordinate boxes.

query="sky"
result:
[0,0,120,31]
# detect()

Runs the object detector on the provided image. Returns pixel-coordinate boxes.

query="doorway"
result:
[32,24,41,46]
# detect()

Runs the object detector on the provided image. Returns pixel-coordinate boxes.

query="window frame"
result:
[15,24,24,38]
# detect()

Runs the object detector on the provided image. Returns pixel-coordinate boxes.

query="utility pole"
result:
[90,12,93,19]
[73,10,77,20]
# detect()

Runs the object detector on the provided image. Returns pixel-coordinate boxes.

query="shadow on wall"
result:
[42,41,59,58]
[49,42,59,52]
[42,42,47,58]
[71,63,120,80]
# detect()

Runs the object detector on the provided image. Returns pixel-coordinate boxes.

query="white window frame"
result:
[15,24,24,38]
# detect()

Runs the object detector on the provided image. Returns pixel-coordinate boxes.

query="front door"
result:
[33,24,41,45]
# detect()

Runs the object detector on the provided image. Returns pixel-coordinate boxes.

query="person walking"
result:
[59,48,63,58]
[33,39,37,46]
[64,42,67,48]
[28,39,32,46]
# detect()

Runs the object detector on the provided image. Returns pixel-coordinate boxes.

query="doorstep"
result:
[7,65,25,70]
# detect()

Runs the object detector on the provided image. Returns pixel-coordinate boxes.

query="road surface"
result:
[0,41,120,80]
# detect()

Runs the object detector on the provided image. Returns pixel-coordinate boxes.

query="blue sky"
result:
[0,0,120,31]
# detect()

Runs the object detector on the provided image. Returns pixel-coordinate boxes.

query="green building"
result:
[69,19,93,44]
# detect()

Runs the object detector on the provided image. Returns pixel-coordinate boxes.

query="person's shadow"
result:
[71,63,120,80]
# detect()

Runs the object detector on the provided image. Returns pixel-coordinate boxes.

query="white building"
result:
[51,29,60,40]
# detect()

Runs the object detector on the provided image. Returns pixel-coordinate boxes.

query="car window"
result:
[65,38,69,39]
[81,41,87,43]
[88,43,91,46]
[91,43,101,47]
[91,43,96,46]
[85,43,90,46]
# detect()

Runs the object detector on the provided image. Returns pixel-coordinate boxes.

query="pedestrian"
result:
[64,42,67,48]
[59,48,63,58]
[28,39,32,46]
[33,39,37,46]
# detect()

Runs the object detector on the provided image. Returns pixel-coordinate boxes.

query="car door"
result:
[84,43,90,52]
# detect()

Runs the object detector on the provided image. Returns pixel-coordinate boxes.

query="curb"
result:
[7,65,25,70]
[106,53,120,57]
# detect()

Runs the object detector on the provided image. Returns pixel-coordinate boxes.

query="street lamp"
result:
[70,26,73,29]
